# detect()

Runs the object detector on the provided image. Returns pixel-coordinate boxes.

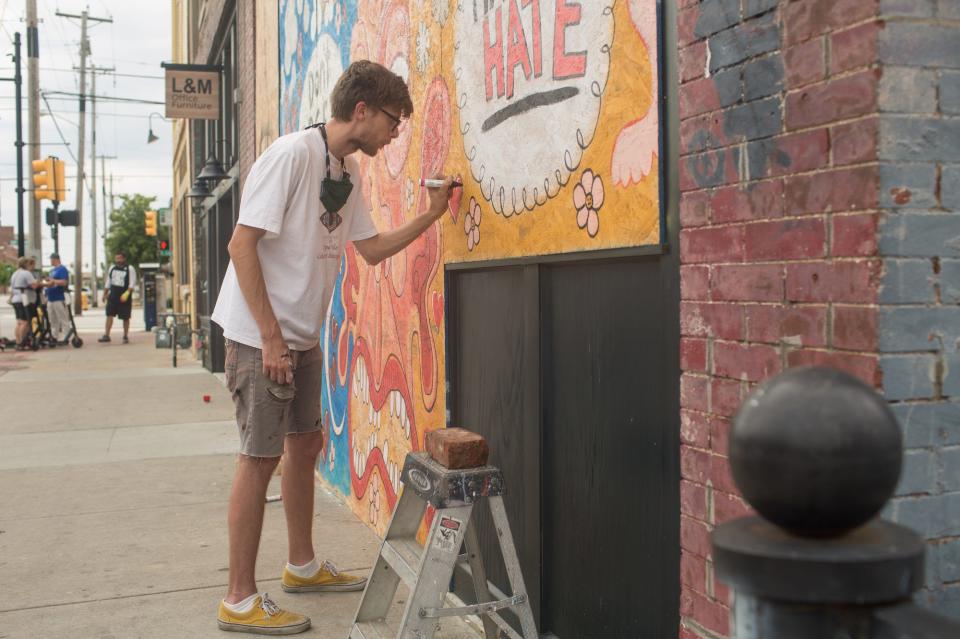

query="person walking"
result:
[99,251,137,344]
[211,60,454,635]
[44,253,71,343]
[9,256,43,350]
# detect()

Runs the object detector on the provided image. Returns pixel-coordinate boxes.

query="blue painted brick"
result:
[937,536,960,582]
[925,540,942,588]
[941,72,960,115]
[880,163,938,208]
[880,259,937,304]
[881,354,937,400]
[880,117,960,163]
[879,23,960,69]
[713,67,743,108]
[892,492,960,538]
[924,582,960,621]
[939,0,960,20]
[743,0,779,18]
[743,56,784,101]
[880,0,936,17]
[709,14,779,73]
[723,96,782,140]
[695,0,741,39]
[896,448,937,495]
[939,259,960,303]
[879,67,937,114]
[943,165,960,212]
[941,447,960,492]
[879,307,960,352]
[879,212,960,258]
[942,350,960,397]
[890,401,960,448]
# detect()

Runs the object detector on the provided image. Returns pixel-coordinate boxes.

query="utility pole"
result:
[57,9,112,315]
[26,0,40,256]
[0,33,26,256]
[98,155,116,238]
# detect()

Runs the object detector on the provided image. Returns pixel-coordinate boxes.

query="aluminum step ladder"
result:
[349,452,538,639]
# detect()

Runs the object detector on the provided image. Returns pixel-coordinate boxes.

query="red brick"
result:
[785,167,879,215]
[681,302,745,340]
[714,491,753,524]
[832,213,879,257]
[711,180,784,223]
[713,264,784,302]
[784,0,880,46]
[682,446,713,485]
[714,341,782,382]
[682,551,709,594]
[746,304,828,346]
[710,416,733,455]
[681,479,709,521]
[677,5,700,47]
[785,260,881,303]
[680,75,722,119]
[787,349,880,387]
[681,265,711,300]
[680,225,746,264]
[711,377,744,418]
[785,38,826,88]
[680,190,711,228]
[681,337,709,372]
[681,514,713,559]
[761,129,831,178]
[786,71,878,130]
[709,452,739,494]
[681,373,711,412]
[681,112,729,155]
[715,578,732,606]
[681,409,712,448]
[832,117,878,166]
[679,625,702,639]
[680,590,730,637]
[832,305,878,351]
[680,40,707,83]
[831,21,881,74]
[744,218,827,260]
[680,147,741,191]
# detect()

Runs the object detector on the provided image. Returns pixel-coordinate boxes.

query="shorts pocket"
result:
[264,377,296,402]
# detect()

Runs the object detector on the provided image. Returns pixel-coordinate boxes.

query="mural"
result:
[279,0,661,532]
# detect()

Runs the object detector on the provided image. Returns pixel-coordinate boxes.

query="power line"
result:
[0,66,163,79]
[41,90,163,105]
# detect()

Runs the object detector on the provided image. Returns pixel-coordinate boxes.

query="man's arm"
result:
[353,178,453,265]
[227,223,292,384]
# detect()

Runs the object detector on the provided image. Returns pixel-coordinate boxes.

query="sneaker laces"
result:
[321,559,340,577]
[260,594,281,616]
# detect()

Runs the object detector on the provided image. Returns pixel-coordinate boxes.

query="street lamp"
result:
[147,112,168,144]
[186,179,211,199]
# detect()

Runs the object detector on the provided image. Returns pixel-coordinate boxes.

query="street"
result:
[0,306,477,638]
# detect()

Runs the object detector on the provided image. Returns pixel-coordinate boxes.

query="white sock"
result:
[286,557,320,578]
[223,592,259,614]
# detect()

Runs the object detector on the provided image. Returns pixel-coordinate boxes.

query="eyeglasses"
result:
[377,106,402,132]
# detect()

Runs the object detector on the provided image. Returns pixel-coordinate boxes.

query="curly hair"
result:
[330,60,413,121]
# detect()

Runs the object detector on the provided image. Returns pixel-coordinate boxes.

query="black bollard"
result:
[711,366,960,638]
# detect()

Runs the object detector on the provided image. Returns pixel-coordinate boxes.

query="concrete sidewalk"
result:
[0,316,478,638]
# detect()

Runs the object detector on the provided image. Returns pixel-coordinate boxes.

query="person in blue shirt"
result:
[44,253,70,342]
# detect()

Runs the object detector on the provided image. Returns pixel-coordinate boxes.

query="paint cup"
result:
[203,394,211,403]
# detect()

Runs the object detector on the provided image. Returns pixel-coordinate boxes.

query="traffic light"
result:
[31,157,56,201]
[53,158,66,202]
[158,239,171,257]
[145,210,158,236]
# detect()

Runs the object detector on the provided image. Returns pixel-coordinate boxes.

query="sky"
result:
[0,0,172,278]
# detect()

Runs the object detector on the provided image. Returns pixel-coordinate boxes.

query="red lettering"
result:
[522,0,543,77]
[483,7,505,100]
[506,0,533,98]
[553,0,586,80]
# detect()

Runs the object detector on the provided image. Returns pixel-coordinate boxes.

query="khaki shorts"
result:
[224,339,323,457]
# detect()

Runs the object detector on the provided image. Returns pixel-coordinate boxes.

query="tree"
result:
[103,194,169,271]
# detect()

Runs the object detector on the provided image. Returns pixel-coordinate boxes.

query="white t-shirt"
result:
[211,128,379,351]
[10,268,37,305]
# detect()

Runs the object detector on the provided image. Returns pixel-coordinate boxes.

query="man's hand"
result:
[425,175,455,218]
[262,333,293,385]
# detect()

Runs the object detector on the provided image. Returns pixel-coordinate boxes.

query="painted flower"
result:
[464,197,482,251]
[416,22,430,74]
[573,169,604,238]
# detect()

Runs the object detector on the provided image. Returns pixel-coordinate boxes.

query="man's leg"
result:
[122,318,130,339]
[225,454,281,603]
[104,316,114,336]
[281,431,324,565]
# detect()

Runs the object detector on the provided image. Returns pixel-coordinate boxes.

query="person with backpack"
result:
[99,251,137,344]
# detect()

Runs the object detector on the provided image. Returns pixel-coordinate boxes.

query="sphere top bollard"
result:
[730,366,902,537]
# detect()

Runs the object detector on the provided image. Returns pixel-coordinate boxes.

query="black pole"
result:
[52,202,60,256]
[13,32,25,257]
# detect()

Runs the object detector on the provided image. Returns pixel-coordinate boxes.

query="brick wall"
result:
[236,0,256,191]
[678,1,890,636]
[876,1,960,619]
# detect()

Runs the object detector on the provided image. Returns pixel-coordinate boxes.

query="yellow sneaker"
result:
[281,559,368,593]
[217,593,311,635]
